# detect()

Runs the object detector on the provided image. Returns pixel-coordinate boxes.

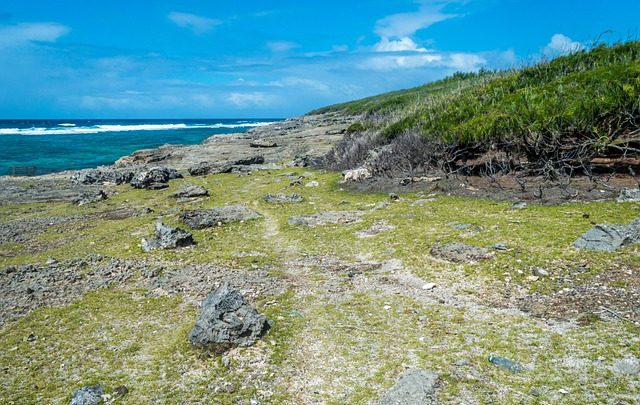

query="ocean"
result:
[0,119,279,176]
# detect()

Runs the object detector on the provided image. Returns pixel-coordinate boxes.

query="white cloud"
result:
[543,33,584,57]
[375,3,456,38]
[266,41,299,53]
[168,12,220,34]
[361,54,443,71]
[373,36,428,53]
[448,53,486,70]
[268,77,330,93]
[227,92,275,107]
[0,22,70,48]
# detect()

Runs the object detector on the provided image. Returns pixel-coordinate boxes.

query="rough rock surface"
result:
[130,167,182,189]
[617,187,640,202]
[613,356,640,375]
[70,168,136,185]
[181,205,262,229]
[250,139,277,148]
[288,211,364,226]
[187,162,232,177]
[70,384,104,405]
[377,369,439,405]
[430,243,493,263]
[141,222,194,252]
[188,283,273,350]
[172,183,209,198]
[263,193,304,203]
[354,220,396,238]
[573,219,640,252]
[72,190,107,206]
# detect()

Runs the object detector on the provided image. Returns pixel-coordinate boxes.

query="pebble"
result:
[421,283,436,290]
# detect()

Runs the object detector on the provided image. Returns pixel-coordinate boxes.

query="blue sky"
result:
[0,0,638,118]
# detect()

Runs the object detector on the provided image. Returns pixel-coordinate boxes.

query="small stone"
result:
[113,386,128,397]
[388,193,400,201]
[421,283,436,290]
[383,305,392,310]
[27,333,37,342]
[141,222,194,252]
[45,257,58,266]
[70,384,105,405]
[454,359,470,367]
[305,181,319,187]
[558,388,570,395]
[613,356,640,375]
[532,267,549,277]
[510,201,527,210]
[490,243,510,251]
[172,183,209,198]
[377,369,439,405]
[488,354,524,373]
[529,388,541,397]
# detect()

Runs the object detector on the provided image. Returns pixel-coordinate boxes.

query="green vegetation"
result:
[316,42,640,175]
[1,171,639,403]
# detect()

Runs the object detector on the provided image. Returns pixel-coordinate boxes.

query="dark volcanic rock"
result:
[377,369,439,405]
[130,167,182,189]
[263,193,304,203]
[141,222,194,252]
[250,139,278,148]
[72,190,107,206]
[189,283,273,350]
[573,219,640,252]
[188,162,233,176]
[70,384,104,405]
[172,183,209,198]
[430,243,493,263]
[181,205,261,229]
[70,168,136,185]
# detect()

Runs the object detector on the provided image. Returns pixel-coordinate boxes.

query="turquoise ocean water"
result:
[0,119,279,176]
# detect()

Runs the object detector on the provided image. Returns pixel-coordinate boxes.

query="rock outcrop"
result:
[130,167,182,190]
[72,190,107,206]
[430,243,493,263]
[70,384,104,405]
[263,193,304,203]
[573,219,640,252]
[181,205,261,229]
[141,222,195,252]
[188,283,273,351]
[377,369,439,405]
[172,183,209,198]
[70,168,136,185]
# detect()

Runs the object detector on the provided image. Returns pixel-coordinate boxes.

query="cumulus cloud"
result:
[266,41,299,53]
[360,51,486,72]
[268,77,330,93]
[373,37,427,53]
[168,12,220,34]
[227,92,275,107]
[375,3,456,38]
[0,22,70,48]
[543,33,584,57]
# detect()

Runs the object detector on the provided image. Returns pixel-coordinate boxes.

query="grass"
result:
[1,170,639,403]
[317,41,640,175]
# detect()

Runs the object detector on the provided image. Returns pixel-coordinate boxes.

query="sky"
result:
[0,0,638,118]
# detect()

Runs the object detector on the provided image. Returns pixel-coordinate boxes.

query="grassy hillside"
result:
[318,41,640,177]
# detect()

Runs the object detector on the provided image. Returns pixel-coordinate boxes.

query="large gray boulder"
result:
[70,168,136,185]
[172,183,209,198]
[189,283,273,351]
[377,369,439,405]
[72,190,107,206]
[181,205,261,229]
[618,188,640,202]
[130,167,182,190]
[141,222,194,252]
[70,384,104,405]
[573,219,640,252]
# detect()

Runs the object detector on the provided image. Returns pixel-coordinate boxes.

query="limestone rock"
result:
[250,139,278,148]
[70,384,104,405]
[172,183,209,198]
[573,219,640,252]
[617,188,640,202]
[141,222,194,252]
[430,243,493,263]
[288,211,363,226]
[72,190,107,206]
[189,283,273,350]
[263,193,304,203]
[181,205,261,229]
[70,168,136,185]
[377,369,439,405]
[130,167,182,189]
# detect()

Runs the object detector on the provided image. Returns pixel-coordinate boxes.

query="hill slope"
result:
[318,41,640,178]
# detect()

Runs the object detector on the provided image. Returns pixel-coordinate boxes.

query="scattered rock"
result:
[613,356,640,375]
[354,220,396,238]
[573,219,640,252]
[490,243,511,251]
[617,188,640,202]
[510,201,528,210]
[343,168,372,182]
[532,267,549,277]
[130,167,182,189]
[72,190,108,206]
[488,354,524,373]
[422,283,436,290]
[288,211,364,226]
[447,221,472,230]
[172,183,209,198]
[181,205,262,229]
[70,168,136,185]
[141,222,195,252]
[400,176,441,186]
[113,386,129,398]
[250,139,277,148]
[377,369,439,405]
[389,193,400,201]
[263,193,304,203]
[45,257,58,266]
[411,199,435,207]
[70,384,105,405]
[234,156,265,166]
[188,283,273,351]
[453,359,470,367]
[430,243,493,263]
[305,180,319,188]
[187,162,232,176]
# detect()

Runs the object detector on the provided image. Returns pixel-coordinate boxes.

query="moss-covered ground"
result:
[1,169,639,403]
